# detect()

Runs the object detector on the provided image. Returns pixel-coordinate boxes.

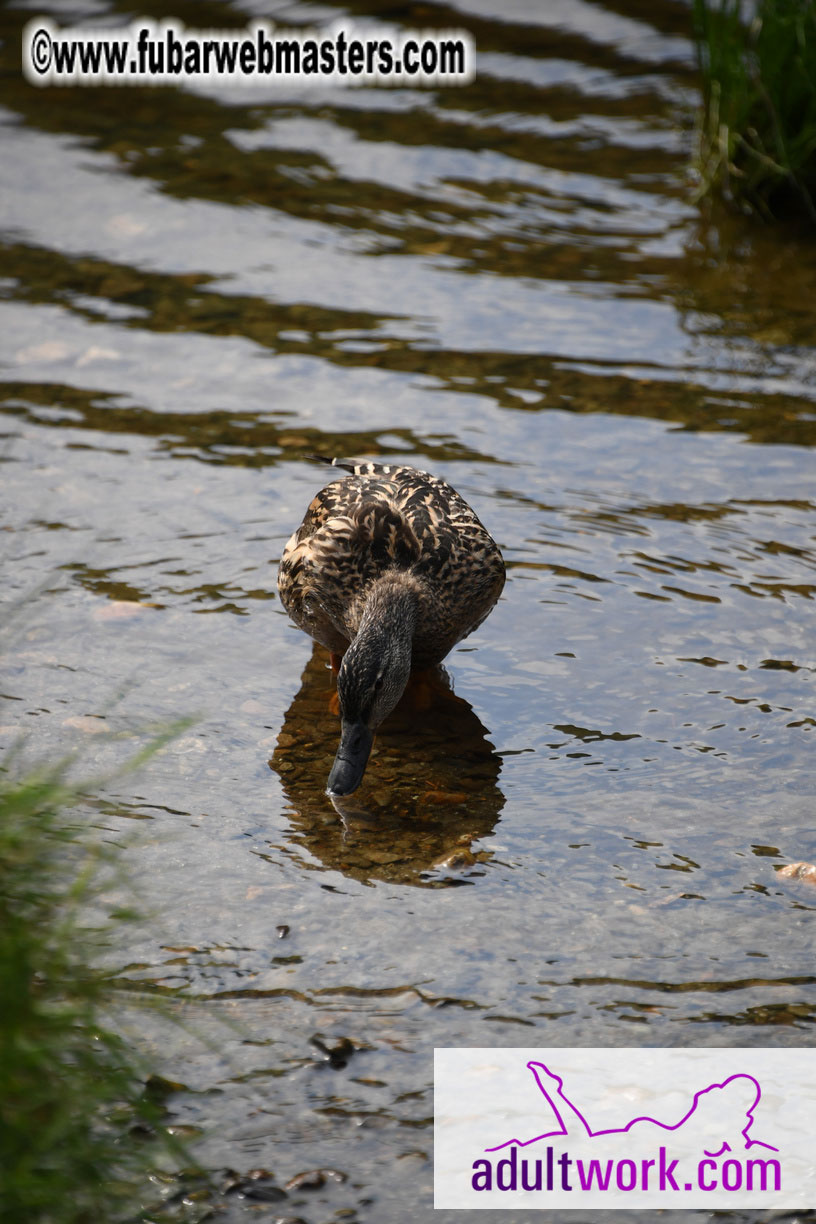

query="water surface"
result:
[2,0,815,1219]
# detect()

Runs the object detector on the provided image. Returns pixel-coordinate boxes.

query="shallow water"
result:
[2,0,815,1219]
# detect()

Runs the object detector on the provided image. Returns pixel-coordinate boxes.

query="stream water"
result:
[2,0,815,1220]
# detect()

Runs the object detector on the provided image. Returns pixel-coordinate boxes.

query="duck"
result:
[277,457,505,797]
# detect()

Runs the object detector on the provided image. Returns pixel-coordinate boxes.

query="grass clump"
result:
[693,0,816,223]
[0,745,189,1224]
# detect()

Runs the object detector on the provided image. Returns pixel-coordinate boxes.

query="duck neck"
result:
[357,573,419,652]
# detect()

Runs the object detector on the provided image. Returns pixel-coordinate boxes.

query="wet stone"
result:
[284,1167,347,1191]
[430,848,477,870]
[309,1034,356,1067]
[778,861,816,884]
[223,1168,287,1202]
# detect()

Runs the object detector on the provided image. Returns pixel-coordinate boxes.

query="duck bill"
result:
[327,721,374,797]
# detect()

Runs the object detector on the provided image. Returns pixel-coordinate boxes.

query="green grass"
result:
[693,0,816,222]
[0,737,192,1224]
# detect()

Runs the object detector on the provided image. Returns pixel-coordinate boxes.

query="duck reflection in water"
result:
[269,645,505,887]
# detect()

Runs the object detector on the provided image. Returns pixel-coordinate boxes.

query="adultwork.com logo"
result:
[474,1060,779,1195]
[435,1049,815,1210]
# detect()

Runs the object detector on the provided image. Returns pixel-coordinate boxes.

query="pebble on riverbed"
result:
[309,1034,356,1068]
[777,861,816,884]
[223,1167,287,1202]
[91,599,160,619]
[284,1168,347,1191]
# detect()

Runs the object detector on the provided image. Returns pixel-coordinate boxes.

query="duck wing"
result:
[277,467,422,650]
[384,467,506,660]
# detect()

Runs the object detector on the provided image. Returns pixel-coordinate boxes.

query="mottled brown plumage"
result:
[277,458,505,795]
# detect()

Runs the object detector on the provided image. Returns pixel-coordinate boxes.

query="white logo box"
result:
[434,1048,816,1209]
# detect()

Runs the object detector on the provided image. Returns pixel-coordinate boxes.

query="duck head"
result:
[327,577,417,796]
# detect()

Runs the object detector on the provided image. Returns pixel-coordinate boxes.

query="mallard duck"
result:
[277,457,505,796]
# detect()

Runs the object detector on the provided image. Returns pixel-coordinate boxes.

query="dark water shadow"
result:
[269,645,504,887]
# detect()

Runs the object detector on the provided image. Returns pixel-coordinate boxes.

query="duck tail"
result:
[306,454,393,477]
